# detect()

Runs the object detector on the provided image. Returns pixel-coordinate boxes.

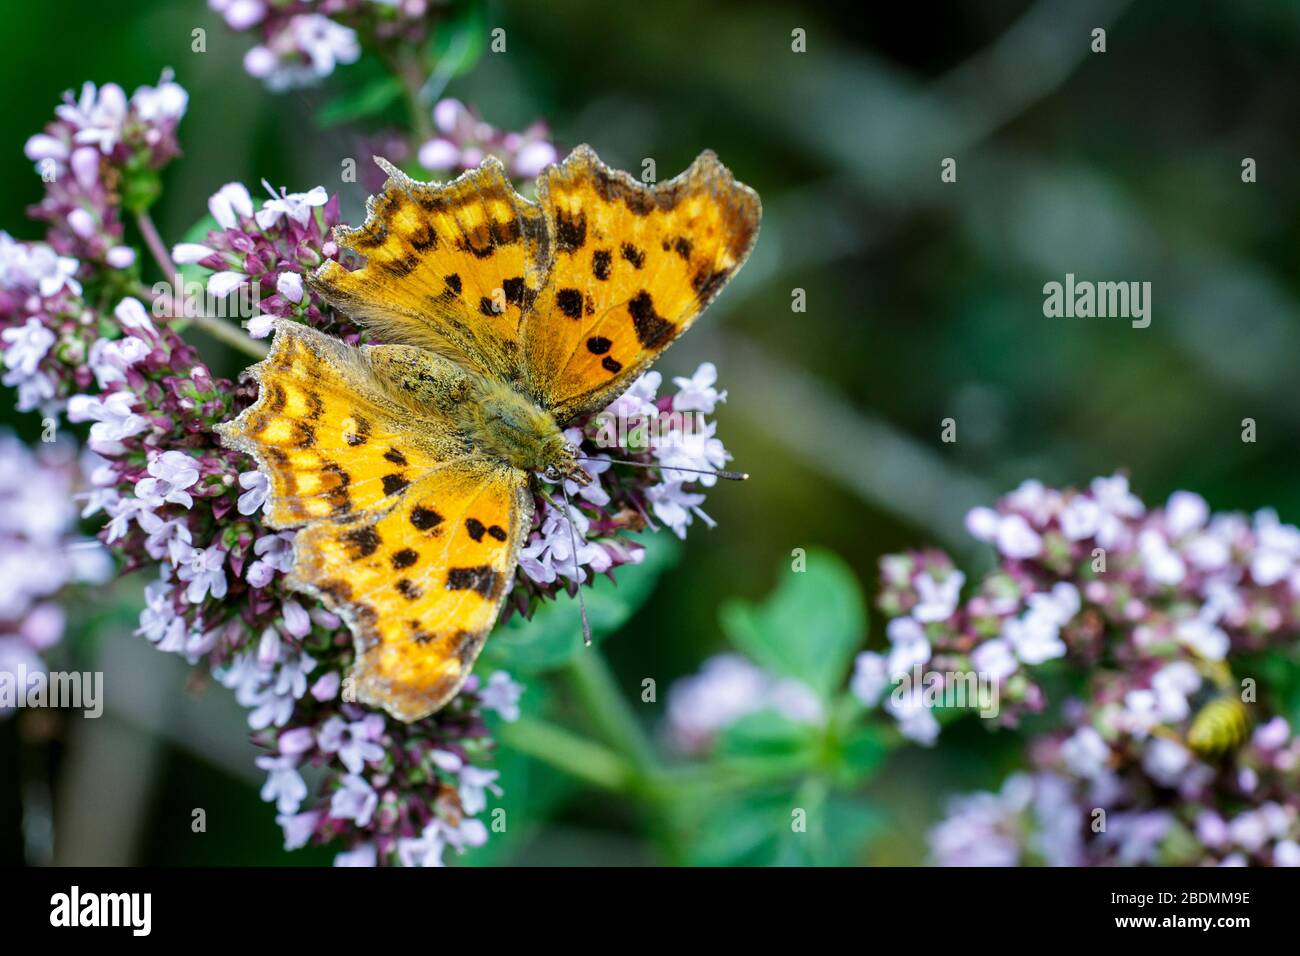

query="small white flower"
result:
[885,616,931,677]
[255,180,328,230]
[115,296,156,336]
[208,182,254,229]
[480,670,524,722]
[1138,528,1186,586]
[134,450,200,509]
[66,391,150,454]
[1175,614,1229,661]
[458,766,502,816]
[237,469,269,515]
[276,271,304,303]
[256,755,307,815]
[886,686,940,746]
[1275,840,1300,867]
[995,514,1042,559]
[130,69,188,122]
[1061,727,1111,780]
[1165,490,1208,537]
[329,774,377,827]
[276,810,318,851]
[671,362,727,414]
[418,138,460,171]
[972,638,1018,682]
[172,242,215,264]
[1,317,55,377]
[333,843,377,867]
[176,545,227,603]
[207,270,246,297]
[1142,737,1192,787]
[246,313,276,338]
[912,569,964,623]
[850,651,888,707]
[57,81,129,154]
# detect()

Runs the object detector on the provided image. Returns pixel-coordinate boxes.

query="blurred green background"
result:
[5,0,1300,864]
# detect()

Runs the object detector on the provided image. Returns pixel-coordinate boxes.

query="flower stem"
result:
[497,714,636,793]
[390,48,434,147]
[135,209,177,279]
[132,211,268,361]
[134,283,268,361]
[564,649,660,785]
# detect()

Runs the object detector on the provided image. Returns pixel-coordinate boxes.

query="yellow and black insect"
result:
[1186,695,1251,759]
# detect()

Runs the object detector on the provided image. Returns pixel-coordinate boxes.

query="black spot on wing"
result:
[692,267,732,302]
[602,357,623,374]
[390,548,418,569]
[342,525,381,559]
[592,248,611,280]
[555,209,587,253]
[620,243,645,269]
[384,447,408,466]
[488,524,508,541]
[465,517,486,542]
[586,336,612,354]
[379,253,419,278]
[410,506,443,531]
[382,473,409,496]
[628,290,675,348]
[447,565,502,599]
[395,578,423,600]
[556,288,583,319]
[408,223,438,251]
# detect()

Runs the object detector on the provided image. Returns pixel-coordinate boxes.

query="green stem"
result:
[133,210,269,361]
[565,649,659,782]
[134,283,268,361]
[135,209,177,279]
[389,47,434,147]
[497,714,635,793]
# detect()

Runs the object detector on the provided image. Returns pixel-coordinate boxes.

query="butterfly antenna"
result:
[573,457,749,482]
[558,480,593,647]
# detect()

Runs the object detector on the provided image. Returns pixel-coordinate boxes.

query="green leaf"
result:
[316,74,403,128]
[719,549,865,701]
[684,789,885,867]
[482,531,679,674]
[834,722,892,783]
[717,709,819,761]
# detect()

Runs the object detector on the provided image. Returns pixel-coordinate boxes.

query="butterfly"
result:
[217,145,761,722]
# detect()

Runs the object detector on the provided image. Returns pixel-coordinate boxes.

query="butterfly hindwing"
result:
[216,320,469,527]
[310,158,550,377]
[291,462,532,721]
[217,319,532,721]
[522,146,761,422]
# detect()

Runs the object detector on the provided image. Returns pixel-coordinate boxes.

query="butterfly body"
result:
[460,375,584,483]
[218,145,760,721]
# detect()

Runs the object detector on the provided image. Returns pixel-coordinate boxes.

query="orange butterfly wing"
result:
[217,320,531,721]
[522,146,760,421]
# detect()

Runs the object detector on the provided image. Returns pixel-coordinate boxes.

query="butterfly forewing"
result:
[310,158,549,378]
[523,146,761,422]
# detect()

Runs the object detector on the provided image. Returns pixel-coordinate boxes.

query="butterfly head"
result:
[541,446,592,488]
